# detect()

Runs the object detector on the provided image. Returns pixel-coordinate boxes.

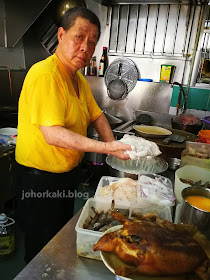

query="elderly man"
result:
[16,7,131,262]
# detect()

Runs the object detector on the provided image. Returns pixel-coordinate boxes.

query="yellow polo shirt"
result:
[16,54,102,173]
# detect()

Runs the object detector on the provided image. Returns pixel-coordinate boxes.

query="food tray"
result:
[95,176,175,208]
[75,197,130,261]
[75,197,172,261]
[174,165,210,203]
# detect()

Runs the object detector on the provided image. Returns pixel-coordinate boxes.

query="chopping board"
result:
[134,128,197,159]
[148,128,197,149]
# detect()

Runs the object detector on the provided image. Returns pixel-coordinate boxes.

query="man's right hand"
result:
[105,141,132,160]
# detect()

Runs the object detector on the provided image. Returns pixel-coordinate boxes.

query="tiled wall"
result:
[170,85,210,118]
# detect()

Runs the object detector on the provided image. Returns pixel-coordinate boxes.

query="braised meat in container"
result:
[93,212,210,280]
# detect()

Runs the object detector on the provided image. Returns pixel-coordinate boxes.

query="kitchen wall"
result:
[86,1,210,119]
[0,0,209,119]
[169,85,210,119]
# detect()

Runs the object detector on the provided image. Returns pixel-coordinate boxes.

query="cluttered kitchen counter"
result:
[8,112,210,279]
[13,163,210,280]
[0,127,17,158]
[12,169,176,280]
[13,210,115,280]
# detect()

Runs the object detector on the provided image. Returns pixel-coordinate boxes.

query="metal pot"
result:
[180,186,210,239]
[171,118,203,135]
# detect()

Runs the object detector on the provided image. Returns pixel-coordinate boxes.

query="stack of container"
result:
[75,175,173,261]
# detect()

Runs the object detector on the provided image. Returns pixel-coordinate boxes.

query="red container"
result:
[198,130,210,144]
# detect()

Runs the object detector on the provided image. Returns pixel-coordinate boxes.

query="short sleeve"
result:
[30,73,66,126]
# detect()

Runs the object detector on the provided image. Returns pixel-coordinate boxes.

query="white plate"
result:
[100,226,192,280]
[133,125,172,138]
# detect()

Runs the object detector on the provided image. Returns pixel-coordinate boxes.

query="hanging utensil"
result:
[105,58,139,100]
[107,63,127,100]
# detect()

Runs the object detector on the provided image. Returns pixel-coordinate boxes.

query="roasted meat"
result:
[93,212,209,278]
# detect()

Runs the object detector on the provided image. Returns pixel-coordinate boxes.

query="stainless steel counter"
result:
[14,211,115,280]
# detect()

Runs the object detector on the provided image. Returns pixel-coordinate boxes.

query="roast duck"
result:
[93,212,210,279]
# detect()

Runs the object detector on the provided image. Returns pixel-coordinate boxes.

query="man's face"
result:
[57,17,99,71]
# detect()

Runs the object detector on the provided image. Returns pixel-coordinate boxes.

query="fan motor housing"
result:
[104,58,140,100]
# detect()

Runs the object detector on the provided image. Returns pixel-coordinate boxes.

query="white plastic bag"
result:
[138,174,176,207]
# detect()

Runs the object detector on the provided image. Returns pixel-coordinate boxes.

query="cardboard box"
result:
[160,64,176,83]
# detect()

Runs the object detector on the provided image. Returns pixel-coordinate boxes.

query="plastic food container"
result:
[198,130,210,144]
[180,141,210,170]
[202,116,210,129]
[174,165,210,203]
[75,197,172,261]
[94,175,174,207]
[138,174,175,207]
[94,176,122,200]
[94,176,139,204]
[75,197,130,261]
[130,202,172,222]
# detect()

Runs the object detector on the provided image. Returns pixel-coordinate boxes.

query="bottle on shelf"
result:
[99,47,108,77]
[89,56,97,76]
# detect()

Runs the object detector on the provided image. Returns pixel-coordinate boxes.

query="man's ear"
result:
[57,27,65,43]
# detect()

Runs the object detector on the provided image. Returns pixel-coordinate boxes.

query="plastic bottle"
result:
[0,213,15,258]
[99,47,108,77]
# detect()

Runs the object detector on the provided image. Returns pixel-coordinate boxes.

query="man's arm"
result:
[39,125,131,160]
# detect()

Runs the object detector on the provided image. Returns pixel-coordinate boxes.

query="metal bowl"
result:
[165,158,181,171]
[180,186,210,239]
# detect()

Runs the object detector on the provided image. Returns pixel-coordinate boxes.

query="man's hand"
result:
[105,141,132,160]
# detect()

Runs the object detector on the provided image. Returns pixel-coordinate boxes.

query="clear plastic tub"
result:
[94,176,139,204]
[174,165,210,203]
[75,197,130,261]
[130,202,172,222]
[95,175,175,207]
[185,141,210,158]
[75,197,172,261]
[94,176,121,199]
[180,141,210,170]
[174,203,182,224]
[138,174,175,207]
